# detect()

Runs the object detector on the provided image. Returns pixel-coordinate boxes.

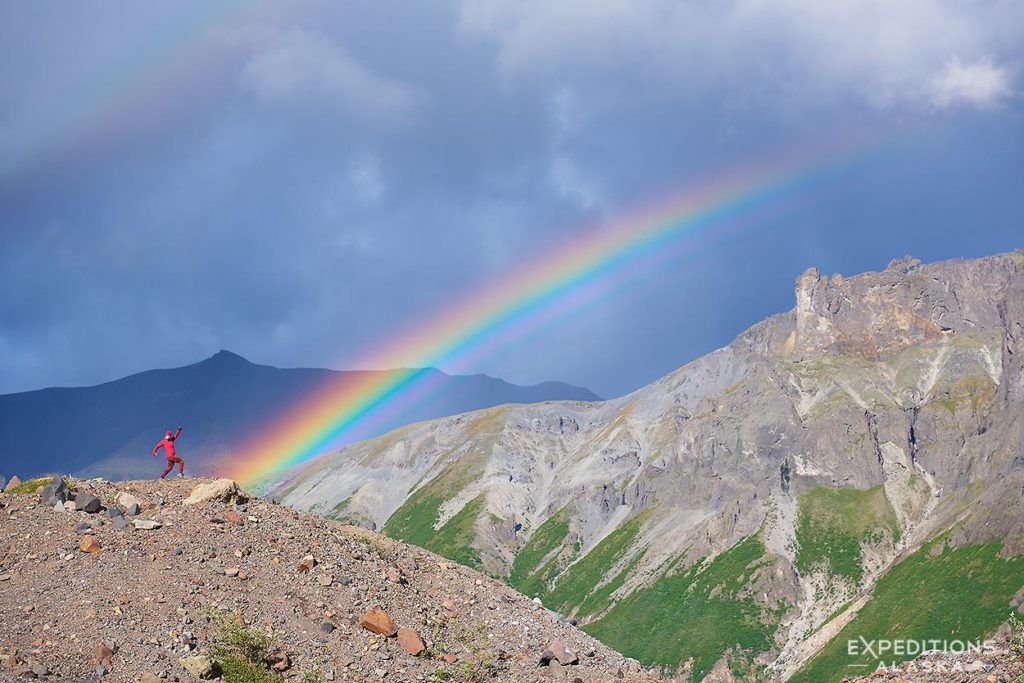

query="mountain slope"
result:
[0,477,653,682]
[0,351,599,481]
[267,251,1024,680]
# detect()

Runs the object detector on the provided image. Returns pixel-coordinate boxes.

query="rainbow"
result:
[228,135,877,487]
[5,1,260,179]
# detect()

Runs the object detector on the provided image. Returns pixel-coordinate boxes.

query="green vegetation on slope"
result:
[795,485,899,584]
[543,510,651,617]
[792,541,1024,682]
[508,507,574,599]
[425,494,487,569]
[382,434,495,568]
[384,481,487,570]
[585,536,779,681]
[4,477,52,495]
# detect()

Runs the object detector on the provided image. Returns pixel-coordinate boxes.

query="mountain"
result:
[0,351,600,481]
[266,251,1024,681]
[0,476,654,682]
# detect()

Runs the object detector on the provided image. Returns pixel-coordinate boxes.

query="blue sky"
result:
[1,0,1022,398]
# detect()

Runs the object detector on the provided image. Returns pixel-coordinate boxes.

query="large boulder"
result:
[39,477,69,506]
[74,492,102,513]
[182,479,239,506]
[5,475,22,491]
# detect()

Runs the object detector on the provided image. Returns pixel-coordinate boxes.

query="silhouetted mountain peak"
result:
[203,349,252,366]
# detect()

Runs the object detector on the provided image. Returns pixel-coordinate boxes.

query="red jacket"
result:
[153,427,182,458]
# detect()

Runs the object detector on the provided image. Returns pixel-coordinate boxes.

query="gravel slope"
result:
[0,478,659,683]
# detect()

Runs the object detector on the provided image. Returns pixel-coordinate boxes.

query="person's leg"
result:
[175,456,185,474]
[160,458,174,478]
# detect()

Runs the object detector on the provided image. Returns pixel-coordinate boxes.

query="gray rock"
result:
[124,503,141,516]
[39,476,69,506]
[112,516,128,530]
[74,492,102,513]
[105,507,123,519]
[133,519,162,530]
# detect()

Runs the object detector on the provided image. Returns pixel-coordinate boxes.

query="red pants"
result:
[160,456,184,478]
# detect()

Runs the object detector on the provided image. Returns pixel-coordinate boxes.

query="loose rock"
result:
[182,479,239,506]
[74,492,103,513]
[397,628,425,656]
[178,654,217,679]
[79,535,101,553]
[360,608,398,637]
[133,519,162,530]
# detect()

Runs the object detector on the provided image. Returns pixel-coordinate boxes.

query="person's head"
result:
[165,430,172,438]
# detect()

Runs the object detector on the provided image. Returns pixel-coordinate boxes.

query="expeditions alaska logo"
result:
[846,636,998,672]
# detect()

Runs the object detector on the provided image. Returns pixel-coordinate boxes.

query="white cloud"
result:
[459,0,1022,112]
[239,28,419,119]
[929,59,1012,109]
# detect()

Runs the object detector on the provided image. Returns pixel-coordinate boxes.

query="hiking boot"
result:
[176,473,185,479]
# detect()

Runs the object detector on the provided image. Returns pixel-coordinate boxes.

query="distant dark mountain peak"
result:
[203,349,252,365]
[0,350,600,480]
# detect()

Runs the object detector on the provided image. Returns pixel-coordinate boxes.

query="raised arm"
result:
[173,426,182,440]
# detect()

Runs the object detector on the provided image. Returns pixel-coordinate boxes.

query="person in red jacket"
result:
[153,426,185,479]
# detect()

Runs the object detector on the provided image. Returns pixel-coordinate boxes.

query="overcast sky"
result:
[2,0,1023,399]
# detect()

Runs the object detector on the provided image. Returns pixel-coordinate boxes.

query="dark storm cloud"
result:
[2,0,1023,398]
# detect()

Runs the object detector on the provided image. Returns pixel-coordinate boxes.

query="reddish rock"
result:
[223,510,242,525]
[297,555,315,573]
[359,608,398,637]
[545,640,579,666]
[441,599,456,611]
[442,654,459,664]
[5,476,22,491]
[397,628,425,656]
[93,643,114,667]
[79,536,100,553]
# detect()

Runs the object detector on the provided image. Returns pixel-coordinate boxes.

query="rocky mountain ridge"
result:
[266,251,1024,681]
[0,350,599,481]
[0,476,655,683]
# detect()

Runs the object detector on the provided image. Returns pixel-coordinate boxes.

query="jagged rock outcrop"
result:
[267,251,1024,681]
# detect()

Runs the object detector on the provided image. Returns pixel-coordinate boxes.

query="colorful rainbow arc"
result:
[228,136,876,487]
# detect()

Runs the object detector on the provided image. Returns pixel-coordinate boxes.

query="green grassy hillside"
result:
[585,535,782,681]
[795,485,900,584]
[792,540,1024,682]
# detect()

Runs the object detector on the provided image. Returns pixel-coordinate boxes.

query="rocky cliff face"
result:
[266,251,1024,681]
